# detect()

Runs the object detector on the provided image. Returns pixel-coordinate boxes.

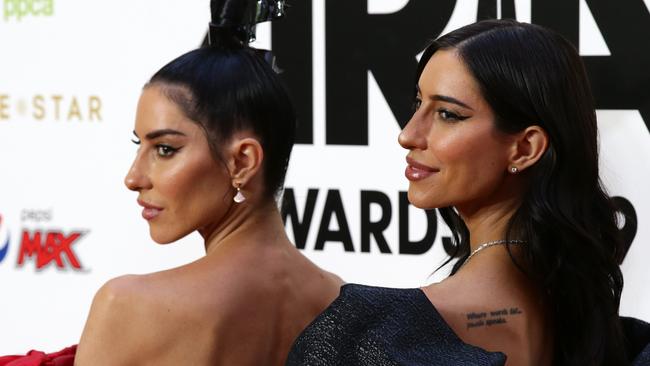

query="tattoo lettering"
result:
[466,307,523,330]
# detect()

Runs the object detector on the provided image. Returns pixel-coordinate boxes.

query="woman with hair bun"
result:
[286,19,650,366]
[72,1,342,365]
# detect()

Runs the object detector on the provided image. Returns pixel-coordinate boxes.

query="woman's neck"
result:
[200,198,289,256]
[457,193,522,251]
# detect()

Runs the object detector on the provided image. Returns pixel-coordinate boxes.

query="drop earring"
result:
[233,185,246,203]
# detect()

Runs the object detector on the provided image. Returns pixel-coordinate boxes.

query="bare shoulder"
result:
[321,270,345,293]
[319,270,345,305]
[422,279,551,365]
[326,270,345,286]
[295,258,345,305]
[75,274,171,366]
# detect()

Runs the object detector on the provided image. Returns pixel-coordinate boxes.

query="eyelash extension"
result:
[156,144,180,157]
[437,108,469,121]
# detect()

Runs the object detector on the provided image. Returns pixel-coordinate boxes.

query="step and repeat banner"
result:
[1,0,649,353]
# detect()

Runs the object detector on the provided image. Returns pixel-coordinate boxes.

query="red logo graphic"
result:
[17,230,84,270]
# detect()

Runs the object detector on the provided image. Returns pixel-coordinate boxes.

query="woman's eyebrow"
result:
[431,94,474,110]
[141,129,187,140]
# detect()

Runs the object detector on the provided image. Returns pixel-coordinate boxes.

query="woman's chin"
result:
[407,190,444,210]
[149,229,179,245]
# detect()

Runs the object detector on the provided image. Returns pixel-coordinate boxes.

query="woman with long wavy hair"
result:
[287,19,650,366]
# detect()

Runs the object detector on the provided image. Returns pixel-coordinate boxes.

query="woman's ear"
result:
[508,125,549,173]
[226,134,264,188]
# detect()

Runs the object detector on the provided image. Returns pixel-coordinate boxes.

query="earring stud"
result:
[510,166,519,174]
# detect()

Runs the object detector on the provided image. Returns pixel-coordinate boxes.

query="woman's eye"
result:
[437,108,467,122]
[156,145,178,157]
[131,138,141,145]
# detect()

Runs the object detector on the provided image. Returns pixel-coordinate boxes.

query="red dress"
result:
[0,345,76,366]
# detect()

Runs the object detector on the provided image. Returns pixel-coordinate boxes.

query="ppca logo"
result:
[0,214,9,264]
[3,0,54,22]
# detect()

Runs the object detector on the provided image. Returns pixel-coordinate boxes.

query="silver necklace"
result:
[460,239,526,269]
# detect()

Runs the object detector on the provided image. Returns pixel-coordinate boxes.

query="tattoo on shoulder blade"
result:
[466,307,523,330]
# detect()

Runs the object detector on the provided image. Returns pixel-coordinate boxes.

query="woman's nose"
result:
[398,112,427,150]
[124,154,151,192]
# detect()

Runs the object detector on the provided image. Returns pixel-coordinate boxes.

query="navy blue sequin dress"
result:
[286,284,650,366]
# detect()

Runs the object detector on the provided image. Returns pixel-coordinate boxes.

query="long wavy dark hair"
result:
[419,20,627,365]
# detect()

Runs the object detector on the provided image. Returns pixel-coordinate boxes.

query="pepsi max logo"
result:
[0,214,9,264]
[17,230,85,270]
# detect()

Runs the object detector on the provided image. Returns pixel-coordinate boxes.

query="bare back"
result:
[75,240,342,366]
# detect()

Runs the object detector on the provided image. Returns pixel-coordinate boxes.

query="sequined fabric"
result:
[286,284,506,366]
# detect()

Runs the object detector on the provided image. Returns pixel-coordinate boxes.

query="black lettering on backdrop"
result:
[271,0,455,145]
[269,0,650,140]
[533,0,650,132]
[399,192,436,255]
[477,0,516,20]
[324,0,455,145]
[281,189,639,261]
[361,190,392,253]
[217,0,650,135]
[283,189,439,254]
[532,0,580,44]
[314,190,354,252]
[271,0,313,143]
[281,188,319,249]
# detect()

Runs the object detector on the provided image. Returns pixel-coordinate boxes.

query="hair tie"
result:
[208,0,286,48]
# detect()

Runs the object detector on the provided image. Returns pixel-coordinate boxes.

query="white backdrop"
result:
[0,0,649,354]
